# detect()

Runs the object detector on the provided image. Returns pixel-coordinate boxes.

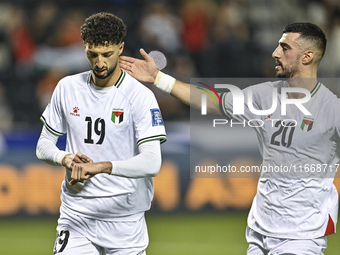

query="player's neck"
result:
[92,68,122,88]
[286,66,318,97]
[287,77,318,99]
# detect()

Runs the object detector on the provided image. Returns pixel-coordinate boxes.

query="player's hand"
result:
[69,162,112,186]
[119,48,159,84]
[62,152,93,170]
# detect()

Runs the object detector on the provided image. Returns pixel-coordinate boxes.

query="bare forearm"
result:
[170,79,221,115]
[95,162,112,174]
[170,80,191,106]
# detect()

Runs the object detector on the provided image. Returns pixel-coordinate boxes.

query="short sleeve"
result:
[132,90,166,146]
[40,81,66,136]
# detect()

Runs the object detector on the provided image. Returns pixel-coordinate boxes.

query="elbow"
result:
[36,137,46,161]
[149,156,162,177]
[149,168,160,177]
[36,145,43,161]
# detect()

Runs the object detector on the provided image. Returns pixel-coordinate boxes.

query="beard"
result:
[275,57,300,78]
[92,64,116,80]
[276,65,298,78]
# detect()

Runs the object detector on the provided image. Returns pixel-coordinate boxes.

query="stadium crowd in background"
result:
[0,0,340,129]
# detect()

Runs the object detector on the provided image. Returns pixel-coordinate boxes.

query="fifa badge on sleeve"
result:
[150,108,164,126]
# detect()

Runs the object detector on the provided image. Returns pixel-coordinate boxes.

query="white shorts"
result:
[246,227,327,255]
[53,209,148,255]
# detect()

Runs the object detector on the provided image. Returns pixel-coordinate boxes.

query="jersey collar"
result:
[87,70,126,88]
[310,82,321,98]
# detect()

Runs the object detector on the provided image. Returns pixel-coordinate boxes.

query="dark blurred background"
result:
[1,1,340,254]
[0,0,339,133]
[1,0,340,214]
[1,0,340,217]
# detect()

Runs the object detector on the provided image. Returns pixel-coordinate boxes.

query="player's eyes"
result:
[103,53,113,58]
[87,52,97,58]
[87,52,113,58]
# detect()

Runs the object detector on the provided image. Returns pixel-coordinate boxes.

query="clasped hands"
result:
[61,153,112,186]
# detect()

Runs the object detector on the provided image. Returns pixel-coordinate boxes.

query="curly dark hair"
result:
[81,12,127,46]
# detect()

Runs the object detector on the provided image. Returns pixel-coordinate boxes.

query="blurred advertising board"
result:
[1,122,339,217]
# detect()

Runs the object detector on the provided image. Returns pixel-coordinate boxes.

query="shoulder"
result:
[119,71,156,100]
[312,83,340,127]
[317,83,340,111]
[317,83,338,101]
[58,71,91,86]
[310,83,339,112]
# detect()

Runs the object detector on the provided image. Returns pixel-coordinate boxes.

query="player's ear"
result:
[119,42,125,55]
[302,50,314,65]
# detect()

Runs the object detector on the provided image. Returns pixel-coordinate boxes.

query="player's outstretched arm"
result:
[119,49,221,115]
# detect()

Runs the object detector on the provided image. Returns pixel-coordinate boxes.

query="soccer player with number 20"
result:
[119,22,339,255]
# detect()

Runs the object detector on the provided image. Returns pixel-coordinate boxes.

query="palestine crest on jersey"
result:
[111,108,124,124]
[300,116,314,132]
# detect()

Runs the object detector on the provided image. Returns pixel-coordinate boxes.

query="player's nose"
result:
[272,46,280,59]
[96,56,104,68]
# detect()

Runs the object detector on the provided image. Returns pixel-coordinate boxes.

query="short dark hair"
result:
[283,22,327,59]
[81,12,127,46]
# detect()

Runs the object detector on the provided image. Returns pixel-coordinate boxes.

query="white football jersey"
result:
[41,70,166,221]
[221,81,339,239]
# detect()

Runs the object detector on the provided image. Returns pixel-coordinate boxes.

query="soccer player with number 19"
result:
[120,23,339,254]
[36,13,166,255]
